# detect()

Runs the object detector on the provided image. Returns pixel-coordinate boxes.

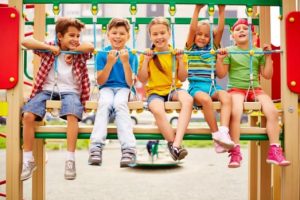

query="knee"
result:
[23,112,35,124]
[201,96,213,107]
[220,93,231,106]
[114,100,128,111]
[99,99,113,110]
[181,95,193,108]
[266,108,279,121]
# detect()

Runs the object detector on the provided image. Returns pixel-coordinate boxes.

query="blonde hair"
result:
[107,18,130,33]
[148,16,170,34]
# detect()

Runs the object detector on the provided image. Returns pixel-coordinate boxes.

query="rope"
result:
[208,5,217,96]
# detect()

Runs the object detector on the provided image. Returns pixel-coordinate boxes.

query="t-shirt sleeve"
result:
[259,52,266,66]
[96,52,106,71]
[182,54,188,70]
[138,54,145,74]
[223,48,231,65]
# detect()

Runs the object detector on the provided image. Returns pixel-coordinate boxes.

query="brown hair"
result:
[107,18,130,33]
[55,17,85,35]
[148,17,171,74]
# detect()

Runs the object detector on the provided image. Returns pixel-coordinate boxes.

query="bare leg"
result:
[149,99,175,142]
[66,115,79,152]
[212,91,231,127]
[171,90,193,147]
[230,93,244,144]
[194,92,218,132]
[22,112,36,151]
[256,94,280,144]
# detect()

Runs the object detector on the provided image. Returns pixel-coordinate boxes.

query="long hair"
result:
[148,17,171,74]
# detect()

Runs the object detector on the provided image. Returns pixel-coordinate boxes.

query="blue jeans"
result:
[22,90,83,121]
[89,87,136,150]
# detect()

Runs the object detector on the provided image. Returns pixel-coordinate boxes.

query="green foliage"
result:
[0,126,6,149]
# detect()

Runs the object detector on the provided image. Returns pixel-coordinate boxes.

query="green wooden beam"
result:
[23,0,281,6]
[25,17,260,27]
[34,132,283,140]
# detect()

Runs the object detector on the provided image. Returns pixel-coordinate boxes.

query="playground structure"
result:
[0,0,300,199]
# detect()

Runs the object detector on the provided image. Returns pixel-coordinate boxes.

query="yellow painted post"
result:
[31,4,46,200]
[6,0,24,199]
[281,1,300,200]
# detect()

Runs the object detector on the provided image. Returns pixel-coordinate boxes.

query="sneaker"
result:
[120,148,136,168]
[266,145,291,166]
[20,161,36,181]
[214,141,227,153]
[64,160,76,180]
[167,142,188,161]
[228,145,242,168]
[88,146,102,166]
[212,131,234,149]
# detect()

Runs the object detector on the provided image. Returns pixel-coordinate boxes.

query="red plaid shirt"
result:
[30,42,92,105]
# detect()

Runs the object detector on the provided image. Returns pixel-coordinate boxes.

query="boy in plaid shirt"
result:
[21,17,94,180]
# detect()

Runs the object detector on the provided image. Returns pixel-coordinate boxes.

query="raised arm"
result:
[175,49,188,82]
[119,49,133,87]
[213,5,225,47]
[216,48,229,78]
[260,44,273,80]
[137,49,153,84]
[97,50,118,85]
[186,5,205,49]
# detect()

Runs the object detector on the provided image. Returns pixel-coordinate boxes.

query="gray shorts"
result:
[22,90,83,121]
[147,89,184,105]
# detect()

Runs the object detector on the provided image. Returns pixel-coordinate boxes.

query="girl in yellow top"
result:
[138,17,193,161]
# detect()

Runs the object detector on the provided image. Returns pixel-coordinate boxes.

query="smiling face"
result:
[149,23,170,51]
[194,23,210,48]
[57,26,80,51]
[107,26,130,50]
[232,24,251,45]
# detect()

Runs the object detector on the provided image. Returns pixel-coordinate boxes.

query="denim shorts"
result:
[22,90,83,121]
[188,81,223,97]
[147,89,183,105]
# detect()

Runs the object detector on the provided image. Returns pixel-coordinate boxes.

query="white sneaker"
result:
[212,131,234,149]
[21,161,36,181]
[64,160,76,180]
[214,141,227,153]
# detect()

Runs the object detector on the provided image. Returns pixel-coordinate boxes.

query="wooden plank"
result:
[281,1,300,200]
[128,101,144,110]
[273,165,281,200]
[257,141,271,200]
[248,141,258,200]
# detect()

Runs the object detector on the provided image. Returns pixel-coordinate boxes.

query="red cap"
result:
[231,19,254,32]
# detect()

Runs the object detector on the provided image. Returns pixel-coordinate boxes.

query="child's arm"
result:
[119,49,133,87]
[138,49,153,84]
[216,48,229,78]
[260,44,273,80]
[73,42,94,53]
[97,50,118,85]
[176,49,188,81]
[213,5,225,47]
[186,5,205,49]
[21,38,59,55]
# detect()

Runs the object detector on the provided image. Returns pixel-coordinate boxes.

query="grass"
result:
[0,126,6,149]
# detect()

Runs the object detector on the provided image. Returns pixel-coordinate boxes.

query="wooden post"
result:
[31,4,46,200]
[281,1,300,200]
[248,116,258,200]
[6,0,24,199]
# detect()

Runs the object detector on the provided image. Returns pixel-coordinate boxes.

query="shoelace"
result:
[229,150,241,161]
[272,147,284,161]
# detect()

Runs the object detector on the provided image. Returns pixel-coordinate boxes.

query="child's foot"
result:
[20,161,36,181]
[212,131,234,149]
[64,160,76,180]
[266,145,290,166]
[120,148,136,168]
[214,141,227,153]
[88,146,102,166]
[228,145,242,168]
[167,142,188,161]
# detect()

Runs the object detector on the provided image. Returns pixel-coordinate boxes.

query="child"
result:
[21,17,94,180]
[216,19,290,167]
[88,18,137,168]
[186,5,234,153]
[138,17,193,161]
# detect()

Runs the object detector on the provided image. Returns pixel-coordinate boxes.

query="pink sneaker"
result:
[228,145,242,168]
[214,141,227,153]
[266,145,290,166]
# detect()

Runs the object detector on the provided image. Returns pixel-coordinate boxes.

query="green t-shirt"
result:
[223,46,266,89]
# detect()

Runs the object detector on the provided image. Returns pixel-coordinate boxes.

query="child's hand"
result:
[49,46,60,56]
[175,49,184,61]
[263,44,272,58]
[64,54,73,65]
[218,5,225,12]
[217,48,228,60]
[119,49,129,64]
[143,49,154,62]
[107,50,119,66]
